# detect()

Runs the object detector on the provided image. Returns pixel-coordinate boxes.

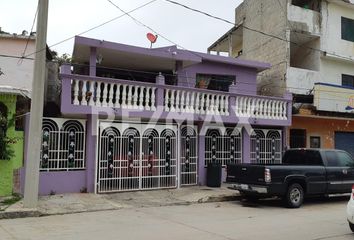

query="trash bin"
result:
[206,162,222,187]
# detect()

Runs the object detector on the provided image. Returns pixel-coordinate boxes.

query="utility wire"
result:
[23,0,158,58]
[163,0,354,63]
[18,3,39,65]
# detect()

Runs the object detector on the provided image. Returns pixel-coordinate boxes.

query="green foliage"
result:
[0,113,17,160]
[51,51,73,66]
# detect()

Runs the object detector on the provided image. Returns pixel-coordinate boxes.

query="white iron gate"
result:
[181,126,198,186]
[97,122,177,193]
[250,129,282,164]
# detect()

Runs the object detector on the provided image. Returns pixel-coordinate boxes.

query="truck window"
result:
[325,151,339,167]
[283,150,322,165]
[337,151,354,167]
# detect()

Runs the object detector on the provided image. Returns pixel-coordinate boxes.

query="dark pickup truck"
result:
[226,149,354,208]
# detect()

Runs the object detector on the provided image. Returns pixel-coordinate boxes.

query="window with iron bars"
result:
[250,129,282,164]
[40,118,86,171]
[205,128,242,166]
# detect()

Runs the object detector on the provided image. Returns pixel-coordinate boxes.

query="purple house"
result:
[26,36,292,195]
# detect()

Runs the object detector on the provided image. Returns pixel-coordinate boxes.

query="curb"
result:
[0,210,41,220]
[0,193,241,220]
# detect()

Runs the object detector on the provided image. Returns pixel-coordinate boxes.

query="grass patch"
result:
[0,193,22,206]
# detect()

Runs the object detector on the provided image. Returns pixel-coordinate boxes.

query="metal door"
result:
[97,122,177,193]
[181,126,198,186]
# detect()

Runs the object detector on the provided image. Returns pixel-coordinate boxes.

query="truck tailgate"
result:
[227,164,266,184]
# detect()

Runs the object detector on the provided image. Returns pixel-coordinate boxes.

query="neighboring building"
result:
[0,30,33,196]
[208,0,354,155]
[21,36,292,195]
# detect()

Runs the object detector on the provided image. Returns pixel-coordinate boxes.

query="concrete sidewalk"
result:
[0,185,240,219]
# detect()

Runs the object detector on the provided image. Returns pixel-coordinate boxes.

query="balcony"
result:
[287,3,321,35]
[60,73,292,126]
[287,67,320,94]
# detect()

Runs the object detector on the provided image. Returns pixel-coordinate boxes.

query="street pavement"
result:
[0,196,353,240]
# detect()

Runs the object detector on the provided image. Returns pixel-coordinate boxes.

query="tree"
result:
[50,50,72,66]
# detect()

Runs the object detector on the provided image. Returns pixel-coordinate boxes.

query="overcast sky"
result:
[1,0,242,56]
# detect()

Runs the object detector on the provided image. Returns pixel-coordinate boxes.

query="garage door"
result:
[335,132,354,157]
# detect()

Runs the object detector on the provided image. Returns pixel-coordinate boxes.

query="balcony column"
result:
[284,91,292,124]
[89,47,97,76]
[60,64,72,113]
[229,82,238,118]
[156,73,165,110]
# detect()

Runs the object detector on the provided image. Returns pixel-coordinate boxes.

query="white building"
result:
[209,0,354,153]
[0,30,36,97]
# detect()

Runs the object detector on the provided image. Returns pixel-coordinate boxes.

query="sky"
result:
[1,0,242,56]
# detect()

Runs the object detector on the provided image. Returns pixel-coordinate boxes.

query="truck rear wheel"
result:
[285,183,304,208]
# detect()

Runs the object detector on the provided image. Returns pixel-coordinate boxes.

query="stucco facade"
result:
[21,36,292,195]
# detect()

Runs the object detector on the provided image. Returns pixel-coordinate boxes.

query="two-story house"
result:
[208,0,354,155]
[22,36,292,195]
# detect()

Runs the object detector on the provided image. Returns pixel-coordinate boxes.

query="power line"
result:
[23,0,158,58]
[18,3,39,65]
[163,0,354,63]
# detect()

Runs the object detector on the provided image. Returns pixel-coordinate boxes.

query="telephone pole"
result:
[24,0,49,208]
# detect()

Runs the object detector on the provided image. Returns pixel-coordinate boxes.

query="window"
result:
[342,74,354,88]
[290,129,306,148]
[283,150,323,166]
[342,17,354,42]
[325,151,339,167]
[196,74,235,92]
[310,136,321,148]
[337,151,354,168]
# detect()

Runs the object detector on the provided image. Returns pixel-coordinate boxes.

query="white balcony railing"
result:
[65,75,290,121]
[235,96,288,120]
[72,79,157,111]
[164,89,229,116]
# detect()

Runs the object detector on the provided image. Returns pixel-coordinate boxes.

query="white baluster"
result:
[165,89,170,111]
[279,101,284,120]
[234,97,239,117]
[200,93,205,114]
[205,94,211,114]
[274,101,279,119]
[81,80,87,105]
[224,96,229,116]
[209,94,215,114]
[138,86,144,110]
[114,84,121,108]
[175,90,180,112]
[283,102,287,120]
[214,95,219,115]
[127,85,133,109]
[195,92,200,114]
[131,86,137,109]
[121,84,127,108]
[264,99,270,119]
[107,84,114,107]
[254,99,260,118]
[190,92,195,113]
[101,82,108,107]
[145,87,151,110]
[185,92,190,112]
[151,87,156,111]
[88,80,94,106]
[96,82,102,107]
[170,90,176,112]
[73,80,80,105]
[181,91,186,112]
[246,98,251,117]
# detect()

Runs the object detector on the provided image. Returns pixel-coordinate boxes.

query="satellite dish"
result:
[147,33,158,48]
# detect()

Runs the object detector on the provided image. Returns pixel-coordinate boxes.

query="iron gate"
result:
[97,122,177,193]
[180,126,198,186]
[250,129,282,164]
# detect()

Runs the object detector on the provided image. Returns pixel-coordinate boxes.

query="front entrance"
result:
[97,122,178,193]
